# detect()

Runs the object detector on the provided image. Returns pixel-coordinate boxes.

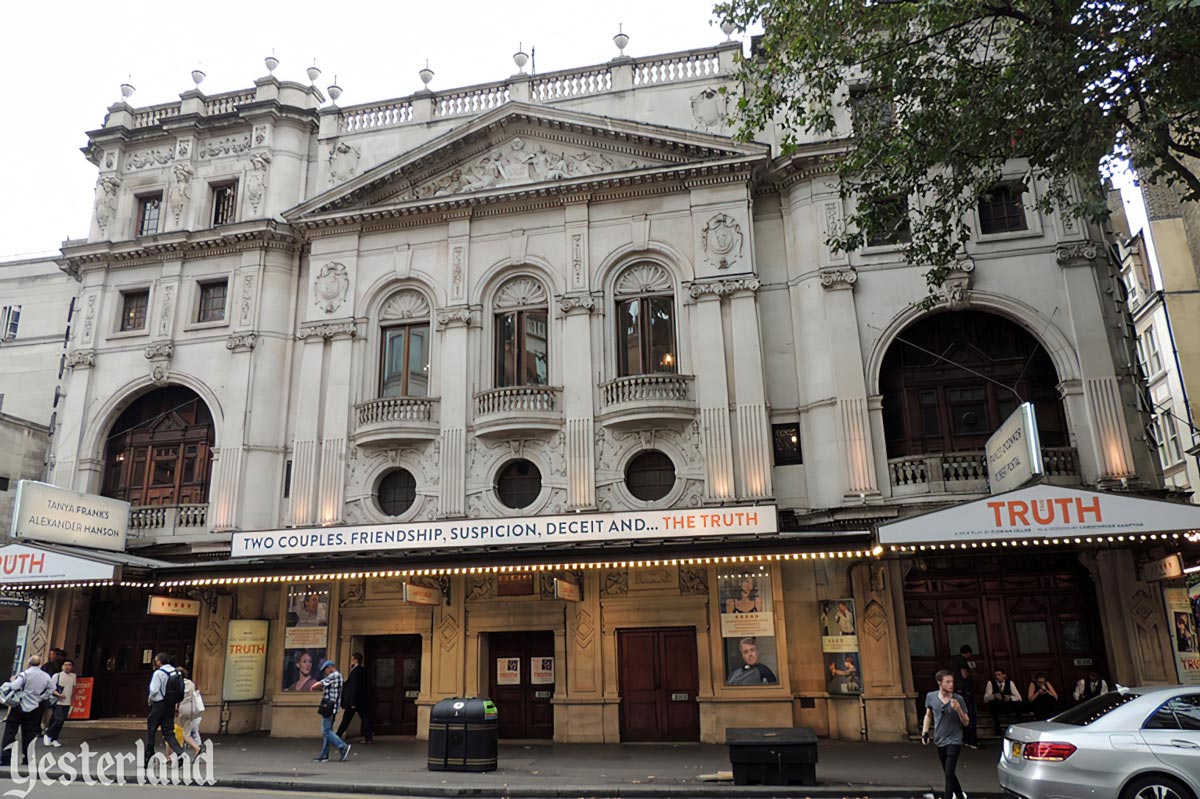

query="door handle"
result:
[1170,739,1200,749]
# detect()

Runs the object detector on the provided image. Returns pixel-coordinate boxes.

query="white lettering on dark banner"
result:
[231,506,779,558]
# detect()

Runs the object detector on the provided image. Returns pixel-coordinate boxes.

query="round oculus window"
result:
[495,459,542,509]
[377,468,417,516]
[625,450,676,502]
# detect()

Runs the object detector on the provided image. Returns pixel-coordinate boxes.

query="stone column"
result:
[690,290,735,501]
[1057,245,1139,483]
[437,309,472,517]
[820,268,880,499]
[560,297,597,509]
[727,281,773,499]
[288,324,333,526]
[319,325,356,524]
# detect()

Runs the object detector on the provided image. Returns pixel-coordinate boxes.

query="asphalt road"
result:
[0,783,412,799]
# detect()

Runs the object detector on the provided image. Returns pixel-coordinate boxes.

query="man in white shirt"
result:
[1072,671,1109,703]
[1,656,55,767]
[43,659,76,747]
[984,667,1023,734]
[145,653,185,766]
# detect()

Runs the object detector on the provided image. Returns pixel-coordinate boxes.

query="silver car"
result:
[998,685,1200,799]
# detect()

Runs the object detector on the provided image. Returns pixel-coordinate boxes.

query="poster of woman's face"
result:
[719,569,772,615]
[282,583,330,691]
[1176,611,1198,653]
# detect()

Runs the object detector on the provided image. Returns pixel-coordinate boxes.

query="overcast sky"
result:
[0,0,736,261]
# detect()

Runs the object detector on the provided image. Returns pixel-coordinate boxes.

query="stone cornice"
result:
[297,321,356,340]
[687,278,760,300]
[59,221,302,277]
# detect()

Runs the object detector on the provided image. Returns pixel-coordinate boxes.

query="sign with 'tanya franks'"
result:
[11,480,129,552]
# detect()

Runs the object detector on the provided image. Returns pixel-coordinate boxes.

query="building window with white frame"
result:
[613,263,677,377]
[977,183,1028,234]
[1144,327,1163,375]
[196,280,228,323]
[381,323,430,397]
[136,193,162,236]
[120,290,150,332]
[1156,406,1184,467]
[493,277,549,388]
[0,305,19,340]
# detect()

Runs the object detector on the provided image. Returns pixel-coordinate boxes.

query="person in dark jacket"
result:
[335,653,373,743]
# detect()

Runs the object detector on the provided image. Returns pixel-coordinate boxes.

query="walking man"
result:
[923,668,971,799]
[145,652,185,766]
[335,652,373,744]
[1,656,55,768]
[950,644,982,749]
[43,658,76,747]
[310,659,351,762]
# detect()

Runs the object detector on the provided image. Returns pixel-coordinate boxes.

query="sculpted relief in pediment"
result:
[404,136,655,200]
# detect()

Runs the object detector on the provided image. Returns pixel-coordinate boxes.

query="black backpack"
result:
[160,668,185,705]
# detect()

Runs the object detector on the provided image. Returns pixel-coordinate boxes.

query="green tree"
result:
[716,0,1200,291]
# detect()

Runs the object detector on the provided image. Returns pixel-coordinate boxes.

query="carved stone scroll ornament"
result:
[65,350,96,369]
[938,258,975,310]
[436,308,475,328]
[225,333,258,352]
[1056,243,1100,267]
[688,278,760,300]
[701,213,744,270]
[328,141,361,185]
[144,342,174,386]
[313,262,350,313]
[296,321,356,340]
[557,295,596,314]
[691,87,729,133]
[819,268,858,290]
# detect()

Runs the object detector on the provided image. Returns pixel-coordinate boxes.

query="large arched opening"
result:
[879,309,1067,458]
[100,385,215,507]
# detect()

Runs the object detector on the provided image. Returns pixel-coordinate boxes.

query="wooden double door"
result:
[366,635,422,736]
[904,554,1107,724]
[617,627,700,742]
[488,631,555,739]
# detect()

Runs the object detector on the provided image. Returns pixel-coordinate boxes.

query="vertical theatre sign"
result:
[985,403,1044,494]
[819,598,862,694]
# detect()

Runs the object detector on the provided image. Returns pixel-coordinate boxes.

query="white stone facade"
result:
[38,41,1157,549]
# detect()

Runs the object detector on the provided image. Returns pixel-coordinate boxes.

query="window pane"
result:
[948,387,988,435]
[122,291,149,331]
[496,313,517,387]
[919,390,941,437]
[648,296,676,373]
[139,196,162,236]
[1015,621,1050,654]
[771,423,803,466]
[198,282,226,323]
[1060,620,1094,652]
[377,469,416,516]
[907,624,936,658]
[625,450,676,501]
[406,325,429,397]
[524,310,549,386]
[382,328,407,397]
[372,659,395,689]
[947,623,979,657]
[1174,696,1200,731]
[617,299,642,376]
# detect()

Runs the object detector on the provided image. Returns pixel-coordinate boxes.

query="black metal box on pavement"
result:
[726,727,818,786]
[428,697,499,772]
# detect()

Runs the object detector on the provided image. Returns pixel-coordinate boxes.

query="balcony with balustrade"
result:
[128,504,210,545]
[598,374,696,430]
[886,446,1082,499]
[353,396,440,446]
[474,386,563,437]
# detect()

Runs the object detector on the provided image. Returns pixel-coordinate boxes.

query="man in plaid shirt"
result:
[309,660,351,762]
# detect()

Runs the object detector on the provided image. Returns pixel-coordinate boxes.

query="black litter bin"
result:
[428,697,499,772]
[726,727,818,786]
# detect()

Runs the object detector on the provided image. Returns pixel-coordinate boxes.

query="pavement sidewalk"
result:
[1,725,1007,797]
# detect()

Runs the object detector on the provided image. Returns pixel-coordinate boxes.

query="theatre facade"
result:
[4,37,1196,743]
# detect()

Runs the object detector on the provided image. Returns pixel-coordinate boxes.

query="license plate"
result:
[1009,740,1023,758]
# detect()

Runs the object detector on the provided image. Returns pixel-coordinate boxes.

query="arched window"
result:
[613,263,676,376]
[378,290,431,398]
[102,386,215,506]
[880,311,1067,457]
[493,277,549,387]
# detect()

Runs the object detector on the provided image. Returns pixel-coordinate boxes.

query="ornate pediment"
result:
[286,103,768,221]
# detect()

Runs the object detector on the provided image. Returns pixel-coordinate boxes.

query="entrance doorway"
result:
[617,627,700,742]
[365,635,422,736]
[904,554,1107,730]
[85,588,196,717]
[487,631,554,739]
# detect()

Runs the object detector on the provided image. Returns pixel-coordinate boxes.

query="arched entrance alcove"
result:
[879,310,1067,457]
[100,385,216,506]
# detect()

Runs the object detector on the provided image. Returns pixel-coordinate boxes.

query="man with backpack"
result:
[145,652,186,766]
[1,655,55,768]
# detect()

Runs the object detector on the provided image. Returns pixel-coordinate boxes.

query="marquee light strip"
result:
[0,580,156,591]
[888,532,1186,553]
[152,547,887,589]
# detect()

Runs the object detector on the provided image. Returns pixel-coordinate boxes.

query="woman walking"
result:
[175,667,205,755]
[923,669,971,799]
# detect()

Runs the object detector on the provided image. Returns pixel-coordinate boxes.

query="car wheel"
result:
[1121,775,1196,799]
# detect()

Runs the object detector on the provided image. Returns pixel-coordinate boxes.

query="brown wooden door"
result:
[617,627,700,742]
[366,635,421,735]
[487,631,554,739]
